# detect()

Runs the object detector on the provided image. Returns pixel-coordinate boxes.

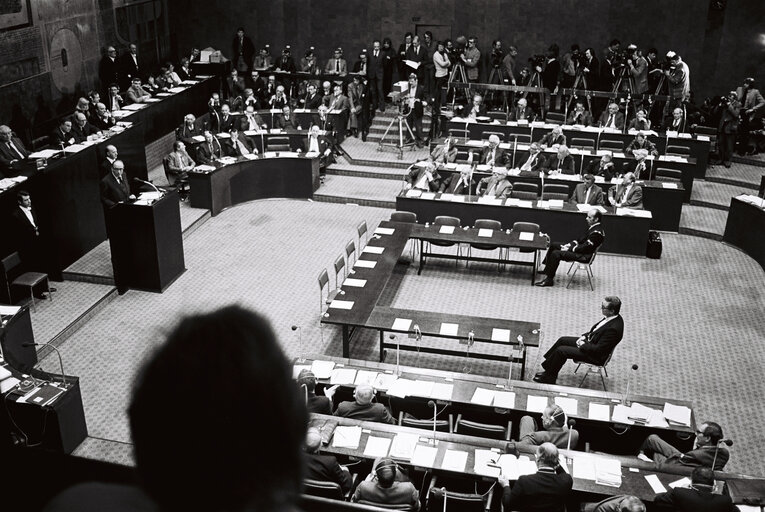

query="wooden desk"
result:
[723,196,765,272]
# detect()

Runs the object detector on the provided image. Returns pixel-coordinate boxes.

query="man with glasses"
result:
[533,296,622,384]
[638,422,729,470]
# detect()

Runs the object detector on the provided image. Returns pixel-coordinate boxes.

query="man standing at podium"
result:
[100,160,135,208]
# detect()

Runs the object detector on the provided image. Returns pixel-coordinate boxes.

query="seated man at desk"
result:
[126,77,152,104]
[352,458,420,510]
[518,404,579,449]
[567,100,594,126]
[586,154,617,180]
[654,467,736,511]
[296,369,336,414]
[404,161,440,192]
[517,142,547,174]
[196,131,224,164]
[92,102,116,130]
[569,173,605,206]
[224,127,257,157]
[621,148,651,180]
[481,134,507,166]
[624,132,659,158]
[100,159,135,208]
[312,105,335,133]
[0,125,30,176]
[439,168,476,195]
[584,495,645,512]
[607,171,643,208]
[538,126,566,148]
[304,83,323,110]
[177,114,203,140]
[627,109,652,131]
[477,168,513,198]
[71,112,101,143]
[498,443,572,512]
[240,105,266,131]
[546,144,576,174]
[242,88,261,109]
[334,384,396,424]
[274,105,300,130]
[638,421,729,470]
[50,118,76,148]
[534,296,622,384]
[664,107,687,133]
[509,97,535,122]
[598,102,625,130]
[430,136,458,164]
[535,209,605,289]
[218,104,235,133]
[304,427,353,494]
[300,126,335,174]
[269,85,289,109]
[165,141,196,183]
[465,93,487,119]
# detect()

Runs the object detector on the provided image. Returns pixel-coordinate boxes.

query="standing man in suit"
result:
[304,428,352,493]
[535,210,605,290]
[119,43,141,89]
[334,384,395,424]
[654,467,737,511]
[0,125,30,176]
[518,405,579,449]
[327,84,350,143]
[99,46,120,97]
[404,73,427,147]
[608,171,643,208]
[397,33,413,82]
[232,27,254,73]
[10,191,45,273]
[639,423,729,471]
[405,35,426,81]
[534,296,622,384]
[598,102,625,130]
[498,443,572,512]
[461,36,481,83]
[626,45,649,95]
[736,77,765,155]
[718,91,742,167]
[100,159,134,208]
[368,40,385,113]
[101,145,119,176]
[570,174,604,206]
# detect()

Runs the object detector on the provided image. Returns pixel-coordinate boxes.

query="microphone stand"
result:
[390,334,400,375]
[21,342,67,387]
[623,364,639,406]
[134,177,162,196]
[292,325,304,362]
[427,399,438,446]
[712,439,733,471]
[512,134,518,168]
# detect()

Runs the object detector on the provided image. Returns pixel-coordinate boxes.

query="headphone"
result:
[375,458,399,480]
[551,406,567,428]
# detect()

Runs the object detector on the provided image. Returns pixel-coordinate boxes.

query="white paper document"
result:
[595,458,622,487]
[439,323,459,336]
[573,455,597,480]
[527,395,549,412]
[478,229,494,238]
[362,246,384,254]
[409,380,434,397]
[491,328,511,342]
[343,278,367,288]
[471,387,495,406]
[493,391,516,409]
[391,318,413,331]
[354,370,379,386]
[310,360,335,379]
[332,426,362,448]
[588,403,611,421]
[375,227,395,235]
[518,231,534,241]
[430,382,454,401]
[474,449,501,477]
[441,450,468,472]
[410,444,437,467]
[663,403,691,426]
[373,373,398,390]
[386,378,414,398]
[554,397,578,416]
[668,476,691,488]
[328,300,354,310]
[329,368,357,385]
[354,259,377,268]
[389,433,419,460]
[644,474,667,493]
[363,436,392,457]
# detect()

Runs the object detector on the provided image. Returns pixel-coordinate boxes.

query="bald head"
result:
[305,427,322,453]
[536,442,559,468]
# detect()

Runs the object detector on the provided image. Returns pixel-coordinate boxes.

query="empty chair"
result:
[481,131,506,142]
[455,150,472,163]
[510,181,539,200]
[512,133,532,145]
[317,268,334,315]
[545,111,565,125]
[398,411,452,433]
[512,222,541,254]
[454,414,511,440]
[357,220,368,249]
[599,139,624,152]
[467,219,504,271]
[542,184,570,201]
[655,167,682,182]
[426,486,492,512]
[391,211,417,223]
[266,136,291,152]
[345,240,356,267]
[333,254,346,289]
[448,128,468,141]
[570,137,595,151]
[427,216,463,265]
[566,247,599,291]
[1,252,53,312]
[574,345,616,390]
[666,144,691,157]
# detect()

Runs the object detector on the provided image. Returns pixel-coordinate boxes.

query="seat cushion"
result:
[13,272,48,287]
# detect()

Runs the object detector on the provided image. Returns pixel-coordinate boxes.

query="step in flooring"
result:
[326,162,408,180]
[678,204,728,240]
[340,137,431,168]
[690,181,754,210]
[314,174,401,208]
[705,162,763,189]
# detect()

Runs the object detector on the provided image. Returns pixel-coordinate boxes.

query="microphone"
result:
[292,325,304,362]
[623,364,639,406]
[134,177,162,196]
[712,439,733,471]
[427,399,438,445]
[21,342,67,387]
[389,334,400,375]
[567,418,576,451]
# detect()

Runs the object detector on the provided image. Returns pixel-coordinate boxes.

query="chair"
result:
[542,184,570,201]
[357,220,368,249]
[666,144,691,157]
[398,411,452,433]
[481,131,506,142]
[574,346,616,390]
[455,150,472,163]
[510,182,539,200]
[428,216,463,266]
[545,112,565,125]
[303,479,346,501]
[599,139,624,152]
[333,254,346,290]
[390,211,418,259]
[162,156,190,200]
[467,219,504,272]
[570,137,595,151]
[357,501,414,511]
[1,252,53,312]
[267,136,291,152]
[655,168,682,182]
[448,128,468,141]
[454,414,511,440]
[512,222,541,255]
[426,486,491,512]
[566,247,599,291]
[345,240,356,267]
[317,268,333,316]
[513,133,532,144]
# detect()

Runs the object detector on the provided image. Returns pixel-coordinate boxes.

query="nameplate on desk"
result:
[391,318,412,331]
[328,300,354,310]
[696,135,710,141]
[361,246,384,254]
[491,328,510,342]
[477,228,493,238]
[374,227,395,235]
[64,144,88,153]
[420,192,436,199]
[354,259,376,269]
[518,231,534,241]
[216,132,231,138]
[439,322,458,336]
[661,182,679,189]
[343,278,367,288]
[477,196,503,205]
[439,225,455,234]
[450,195,465,202]
[405,189,422,198]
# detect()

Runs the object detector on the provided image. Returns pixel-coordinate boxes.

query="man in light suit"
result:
[334,384,395,424]
[196,131,223,164]
[325,48,347,76]
[404,161,440,192]
[165,141,195,187]
[570,174,604,206]
[0,125,30,177]
[439,169,476,195]
[480,134,507,166]
[535,209,605,290]
[477,168,513,198]
[430,137,458,164]
[126,77,151,104]
[534,295,622,384]
[608,171,643,208]
[626,45,649,95]
[517,142,547,174]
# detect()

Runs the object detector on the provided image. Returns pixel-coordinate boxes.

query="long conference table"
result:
[723,194,765,272]
[0,77,217,281]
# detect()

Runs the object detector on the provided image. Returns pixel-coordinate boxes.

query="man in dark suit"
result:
[334,384,395,424]
[225,69,246,103]
[119,43,141,89]
[91,103,116,130]
[570,174,605,206]
[311,105,335,135]
[0,125,30,176]
[107,84,124,112]
[326,84,351,142]
[567,101,594,126]
[586,154,617,180]
[620,149,651,180]
[10,190,44,274]
[537,126,567,147]
[639,423,729,471]
[517,143,548,174]
[439,169,476,195]
[498,443,572,512]
[176,114,203,141]
[240,106,266,132]
[352,458,420,510]
[218,104,235,133]
[231,27,254,73]
[624,132,659,158]
[405,161,440,192]
[223,128,256,157]
[404,74,427,147]
[546,145,576,174]
[177,57,193,81]
[99,46,120,97]
[196,131,223,164]
[598,102,625,130]
[100,159,134,208]
[71,112,100,143]
[304,428,353,493]
[718,91,742,167]
[480,135,507,166]
[303,83,323,109]
[296,369,336,415]
[50,118,76,148]
[509,98,535,122]
[299,126,335,176]
[405,35,427,80]
[101,145,119,177]
[584,495,646,512]
[430,137,458,164]
[534,295,622,384]
[654,467,737,511]
[274,105,299,130]
[368,40,385,112]
[518,405,579,449]
[535,209,605,290]
[247,70,266,101]
[477,169,513,198]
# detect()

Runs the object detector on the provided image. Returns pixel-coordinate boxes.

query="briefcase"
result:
[646,231,662,259]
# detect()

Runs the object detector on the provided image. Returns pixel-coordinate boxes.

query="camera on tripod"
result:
[528,54,545,71]
[609,50,629,70]
[490,48,504,68]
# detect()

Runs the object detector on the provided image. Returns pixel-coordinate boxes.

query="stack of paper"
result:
[470,388,516,408]
[329,368,357,385]
[498,454,537,479]
[332,426,362,448]
[663,403,691,426]
[373,373,398,390]
[363,436,392,457]
[595,458,622,487]
[389,433,419,460]
[310,360,335,379]
[354,370,379,386]
[474,449,502,477]
[573,455,597,481]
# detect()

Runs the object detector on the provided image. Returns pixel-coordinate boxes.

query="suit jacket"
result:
[225,76,246,100]
[325,58,348,75]
[334,401,395,424]
[546,154,576,174]
[538,133,567,147]
[99,56,120,89]
[478,175,513,198]
[598,111,625,130]
[629,56,649,94]
[665,116,687,133]
[232,36,255,68]
[10,205,39,246]
[71,122,99,143]
[239,114,265,131]
[92,113,115,131]
[509,106,535,122]
[621,159,650,180]
[0,137,30,175]
[567,110,594,126]
[165,150,195,175]
[353,480,420,510]
[305,453,353,494]
[405,85,427,118]
[439,174,476,195]
[367,49,384,79]
[311,115,334,133]
[579,313,623,365]
[253,55,273,71]
[196,139,223,164]
[100,173,131,208]
[627,118,652,131]
[502,467,572,512]
[586,160,616,181]
[737,86,765,119]
[119,53,141,86]
[654,486,738,512]
[718,100,741,134]
[406,166,440,191]
[569,222,605,261]
[177,66,192,81]
[127,84,150,103]
[50,127,76,147]
[326,94,351,114]
[519,428,579,450]
[430,144,458,164]
[624,138,658,157]
[569,183,604,206]
[218,114,235,133]
[275,56,296,73]
[176,121,203,140]
[517,151,547,173]
[610,182,644,208]
[663,446,729,471]
[224,133,255,157]
[304,93,323,109]
[306,394,332,415]
[481,146,507,166]
[274,113,299,130]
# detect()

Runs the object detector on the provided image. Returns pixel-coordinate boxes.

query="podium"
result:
[106,190,185,293]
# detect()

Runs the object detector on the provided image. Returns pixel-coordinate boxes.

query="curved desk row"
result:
[723,195,765,272]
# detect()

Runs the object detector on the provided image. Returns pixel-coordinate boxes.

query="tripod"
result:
[647,74,668,122]
[378,102,417,160]
[447,62,470,105]
[525,71,546,118]
[486,65,507,111]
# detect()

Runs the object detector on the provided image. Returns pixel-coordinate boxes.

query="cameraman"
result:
[718,91,741,167]
[460,36,481,83]
[626,44,648,95]
[561,44,581,89]
[602,39,621,89]
[432,41,451,137]
[487,40,505,109]
[502,45,518,86]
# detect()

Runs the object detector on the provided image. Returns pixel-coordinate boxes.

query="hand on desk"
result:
[324,384,339,400]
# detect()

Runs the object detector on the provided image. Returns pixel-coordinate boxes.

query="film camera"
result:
[528,54,545,71]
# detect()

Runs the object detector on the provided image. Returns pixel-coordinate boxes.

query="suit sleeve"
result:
[330,459,353,494]
[625,186,643,208]
[653,490,676,510]
[377,404,396,425]
[580,323,622,358]
[502,479,526,511]
[100,181,116,208]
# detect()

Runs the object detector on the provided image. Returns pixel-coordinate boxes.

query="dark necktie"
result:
[335,59,340,72]
[374,50,379,58]
[607,114,614,127]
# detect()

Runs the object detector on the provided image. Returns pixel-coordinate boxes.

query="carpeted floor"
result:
[34,198,765,475]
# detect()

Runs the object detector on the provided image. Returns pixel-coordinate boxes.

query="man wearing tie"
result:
[10,191,45,273]
[624,132,659,157]
[50,119,76,148]
[119,43,141,89]
[300,126,334,176]
[537,125,567,148]
[439,169,476,195]
[533,295,622,383]
[240,106,266,132]
[325,48,347,76]
[430,137,458,164]
[405,35,427,80]
[165,141,196,185]
[517,142,548,174]
[481,134,506,167]
[477,168,513,198]
[274,105,299,130]
[218,104,234,133]
[585,154,616,180]
[177,114,203,141]
[368,40,385,112]
[598,102,625,130]
[665,107,687,133]
[224,128,256,157]
[569,174,604,206]
[101,145,119,176]
[196,131,223,165]
[404,160,440,192]
[566,101,594,127]
[108,84,124,112]
[547,145,575,174]
[608,171,643,209]
[621,148,652,180]
[0,125,30,177]
[509,98,535,122]
[100,159,135,208]
[231,27,254,73]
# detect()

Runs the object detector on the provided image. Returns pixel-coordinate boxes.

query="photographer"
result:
[502,45,518,86]
[736,77,765,155]
[602,39,622,89]
[718,90,742,167]
[561,44,581,89]
[487,39,505,108]
[431,41,451,137]
[460,36,481,82]
[663,51,690,114]
[626,44,648,95]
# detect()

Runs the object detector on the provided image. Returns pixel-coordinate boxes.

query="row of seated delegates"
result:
[0,124,31,177]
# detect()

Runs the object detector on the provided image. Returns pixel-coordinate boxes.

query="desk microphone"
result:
[291,325,304,362]
[389,334,400,375]
[712,439,733,471]
[133,177,162,196]
[567,418,576,451]
[427,399,438,445]
[21,343,67,387]
[623,364,639,406]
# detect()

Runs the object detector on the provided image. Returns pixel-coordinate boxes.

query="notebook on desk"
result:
[19,383,65,407]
